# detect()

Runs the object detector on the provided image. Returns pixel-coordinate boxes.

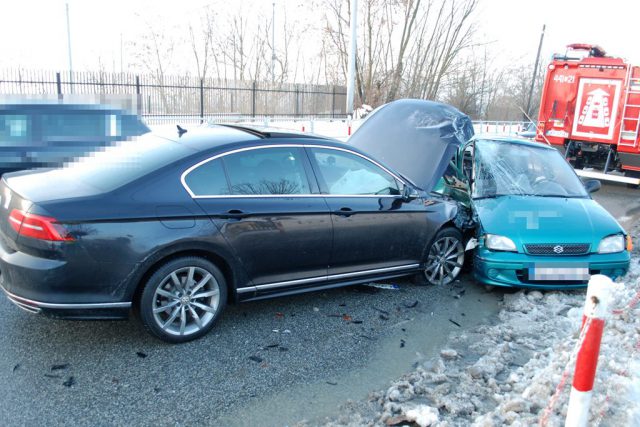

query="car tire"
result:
[422,227,465,286]
[139,257,227,343]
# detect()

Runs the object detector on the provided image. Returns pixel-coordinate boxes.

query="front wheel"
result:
[422,228,465,286]
[139,257,227,343]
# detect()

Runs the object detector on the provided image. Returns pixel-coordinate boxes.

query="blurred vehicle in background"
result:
[0,102,149,175]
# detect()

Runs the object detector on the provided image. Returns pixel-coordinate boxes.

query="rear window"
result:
[38,134,195,193]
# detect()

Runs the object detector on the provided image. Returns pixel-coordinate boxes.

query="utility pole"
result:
[65,2,74,93]
[526,24,546,120]
[346,0,358,116]
[271,2,276,83]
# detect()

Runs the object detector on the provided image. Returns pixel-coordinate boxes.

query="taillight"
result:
[8,209,74,241]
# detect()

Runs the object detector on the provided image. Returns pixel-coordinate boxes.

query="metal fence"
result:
[0,69,348,119]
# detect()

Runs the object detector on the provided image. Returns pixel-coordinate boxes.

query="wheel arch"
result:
[128,243,245,309]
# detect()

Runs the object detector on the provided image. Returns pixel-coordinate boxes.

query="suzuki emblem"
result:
[553,245,564,254]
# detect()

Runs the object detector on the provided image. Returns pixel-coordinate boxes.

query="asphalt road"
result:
[0,182,636,427]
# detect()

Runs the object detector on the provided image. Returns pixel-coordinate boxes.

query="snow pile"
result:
[323,256,640,426]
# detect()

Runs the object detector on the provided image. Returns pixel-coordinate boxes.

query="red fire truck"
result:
[535,44,640,185]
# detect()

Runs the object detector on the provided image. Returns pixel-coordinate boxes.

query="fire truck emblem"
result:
[572,78,621,139]
[578,88,610,128]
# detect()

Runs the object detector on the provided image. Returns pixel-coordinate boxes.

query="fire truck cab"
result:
[535,44,640,185]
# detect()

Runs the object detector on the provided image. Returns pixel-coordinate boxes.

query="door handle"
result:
[333,207,355,217]
[220,209,250,219]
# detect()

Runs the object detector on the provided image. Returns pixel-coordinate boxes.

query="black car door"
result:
[185,145,332,293]
[306,146,433,277]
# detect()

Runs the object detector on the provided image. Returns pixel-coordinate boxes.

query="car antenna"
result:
[176,125,188,137]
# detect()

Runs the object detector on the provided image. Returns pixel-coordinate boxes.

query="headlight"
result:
[598,234,625,254]
[485,234,517,252]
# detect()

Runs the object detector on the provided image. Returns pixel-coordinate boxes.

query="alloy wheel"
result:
[424,235,464,285]
[151,266,221,337]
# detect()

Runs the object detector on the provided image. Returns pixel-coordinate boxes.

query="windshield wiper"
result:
[533,194,588,198]
[472,193,511,200]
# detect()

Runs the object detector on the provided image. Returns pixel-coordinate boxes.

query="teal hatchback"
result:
[444,136,631,289]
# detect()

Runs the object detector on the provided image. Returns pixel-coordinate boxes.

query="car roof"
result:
[473,134,555,150]
[0,102,132,113]
[154,124,354,154]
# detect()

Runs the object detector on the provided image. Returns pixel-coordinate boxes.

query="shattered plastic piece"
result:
[373,307,390,315]
[62,377,75,387]
[342,314,353,321]
[136,351,147,358]
[282,329,291,334]
[449,319,461,327]
[248,355,263,363]
[275,312,284,319]
[51,363,69,371]
[313,307,320,312]
[351,320,363,324]
[359,335,377,341]
[400,339,406,348]
[379,314,390,321]
[365,283,400,290]
[327,381,338,386]
[12,363,20,372]
[272,329,279,333]
[265,343,279,348]
[404,300,419,308]
[44,373,62,379]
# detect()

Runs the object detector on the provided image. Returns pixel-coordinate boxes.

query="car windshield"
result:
[472,139,588,199]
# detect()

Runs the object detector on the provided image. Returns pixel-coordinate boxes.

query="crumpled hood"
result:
[474,196,624,246]
[348,99,474,192]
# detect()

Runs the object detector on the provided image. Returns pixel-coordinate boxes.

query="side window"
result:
[184,158,230,196]
[0,114,30,142]
[223,147,310,195]
[41,113,105,139]
[310,148,399,195]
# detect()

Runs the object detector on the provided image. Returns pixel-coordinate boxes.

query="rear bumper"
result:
[473,249,630,289]
[1,282,130,319]
[0,241,133,319]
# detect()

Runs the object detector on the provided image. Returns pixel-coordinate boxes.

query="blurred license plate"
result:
[529,264,590,281]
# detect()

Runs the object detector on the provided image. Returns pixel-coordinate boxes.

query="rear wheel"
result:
[422,228,465,286]
[139,257,227,343]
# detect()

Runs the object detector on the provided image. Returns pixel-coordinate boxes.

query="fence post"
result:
[200,78,204,124]
[135,76,142,116]
[331,85,336,119]
[565,274,612,427]
[56,72,62,101]
[295,85,300,117]
[251,81,257,118]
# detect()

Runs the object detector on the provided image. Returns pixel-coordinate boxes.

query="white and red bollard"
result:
[565,274,613,427]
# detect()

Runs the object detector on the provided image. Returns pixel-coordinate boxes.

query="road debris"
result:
[364,283,400,291]
[51,364,69,371]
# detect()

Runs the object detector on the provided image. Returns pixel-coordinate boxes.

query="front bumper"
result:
[473,248,630,289]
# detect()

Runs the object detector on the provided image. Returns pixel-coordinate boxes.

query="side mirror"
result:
[402,184,420,201]
[583,179,601,193]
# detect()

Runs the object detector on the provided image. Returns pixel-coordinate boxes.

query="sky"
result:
[1,0,639,75]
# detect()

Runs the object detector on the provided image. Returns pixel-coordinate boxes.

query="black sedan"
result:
[0,101,473,342]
